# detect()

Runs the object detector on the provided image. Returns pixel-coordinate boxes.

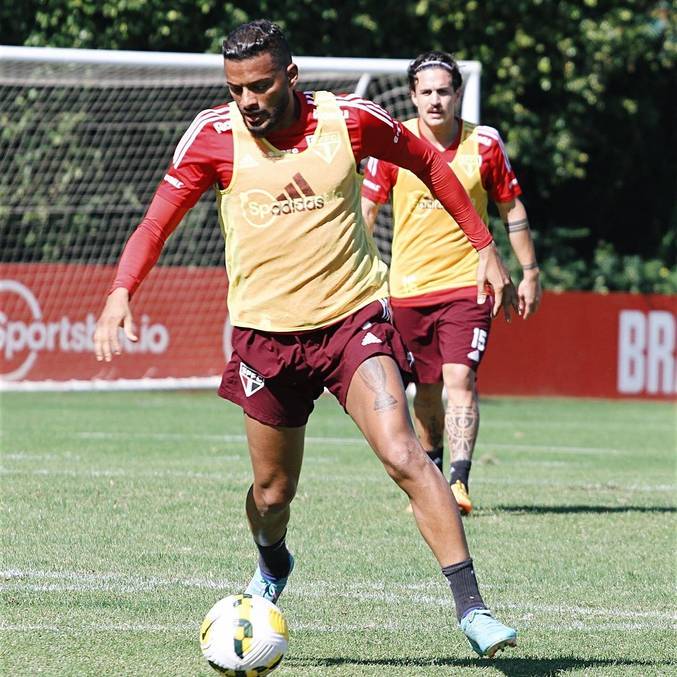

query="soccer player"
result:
[94,21,518,657]
[362,51,541,515]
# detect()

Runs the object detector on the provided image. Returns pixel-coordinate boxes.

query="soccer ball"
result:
[199,594,288,675]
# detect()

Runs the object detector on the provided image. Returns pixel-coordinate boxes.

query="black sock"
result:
[442,558,487,622]
[255,532,292,580]
[426,446,444,473]
[450,460,472,489]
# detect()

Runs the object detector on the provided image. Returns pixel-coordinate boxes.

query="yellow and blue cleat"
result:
[460,608,517,658]
[245,554,294,604]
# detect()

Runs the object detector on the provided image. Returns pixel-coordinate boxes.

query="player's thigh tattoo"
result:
[445,402,479,460]
[357,359,398,412]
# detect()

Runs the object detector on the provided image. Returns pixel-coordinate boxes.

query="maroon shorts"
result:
[218,300,414,427]
[392,296,492,383]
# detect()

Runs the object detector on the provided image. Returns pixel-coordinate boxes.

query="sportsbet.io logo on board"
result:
[0,279,170,381]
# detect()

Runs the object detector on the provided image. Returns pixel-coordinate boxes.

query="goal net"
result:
[0,46,480,390]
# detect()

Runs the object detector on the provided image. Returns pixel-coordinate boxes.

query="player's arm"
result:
[361,157,391,235]
[496,197,541,319]
[361,196,381,234]
[479,125,541,319]
[94,194,190,361]
[359,112,516,320]
[95,112,222,362]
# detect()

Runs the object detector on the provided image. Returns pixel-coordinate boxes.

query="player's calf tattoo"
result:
[445,402,479,461]
[358,359,397,411]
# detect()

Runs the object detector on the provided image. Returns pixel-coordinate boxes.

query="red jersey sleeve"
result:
[156,106,232,208]
[476,125,522,204]
[340,96,492,250]
[110,106,235,295]
[110,194,189,296]
[362,156,399,204]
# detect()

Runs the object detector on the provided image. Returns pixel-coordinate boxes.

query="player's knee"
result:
[254,480,296,515]
[380,436,427,484]
[443,365,475,398]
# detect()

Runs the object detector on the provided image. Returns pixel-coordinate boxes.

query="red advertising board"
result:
[482,290,676,400]
[0,263,229,383]
[1,264,675,399]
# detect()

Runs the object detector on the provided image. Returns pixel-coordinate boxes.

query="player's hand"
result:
[94,287,137,362]
[518,270,542,319]
[477,243,518,322]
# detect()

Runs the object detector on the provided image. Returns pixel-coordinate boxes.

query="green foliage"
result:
[494,217,677,294]
[4,0,676,291]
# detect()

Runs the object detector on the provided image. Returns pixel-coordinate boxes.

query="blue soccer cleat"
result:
[460,608,517,658]
[245,554,294,604]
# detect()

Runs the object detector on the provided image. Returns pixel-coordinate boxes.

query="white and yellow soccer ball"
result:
[199,593,289,676]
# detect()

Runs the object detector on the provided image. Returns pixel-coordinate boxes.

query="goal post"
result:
[0,46,481,391]
[0,45,481,119]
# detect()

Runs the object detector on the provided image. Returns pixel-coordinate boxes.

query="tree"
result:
[4,0,675,290]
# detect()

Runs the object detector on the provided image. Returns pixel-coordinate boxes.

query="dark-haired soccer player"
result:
[363,51,541,515]
[94,21,517,657]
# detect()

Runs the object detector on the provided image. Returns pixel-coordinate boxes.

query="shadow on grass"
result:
[490,504,676,514]
[288,655,669,676]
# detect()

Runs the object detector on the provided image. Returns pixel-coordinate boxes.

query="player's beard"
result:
[242,89,291,138]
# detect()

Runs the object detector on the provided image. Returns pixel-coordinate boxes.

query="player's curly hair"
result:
[407,51,463,92]
[222,19,292,69]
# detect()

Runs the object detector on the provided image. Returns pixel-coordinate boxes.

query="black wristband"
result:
[505,218,529,233]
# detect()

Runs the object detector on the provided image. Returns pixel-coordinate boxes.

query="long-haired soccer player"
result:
[94,21,518,657]
[362,51,541,515]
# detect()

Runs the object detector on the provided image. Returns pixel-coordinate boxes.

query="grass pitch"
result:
[1,391,675,676]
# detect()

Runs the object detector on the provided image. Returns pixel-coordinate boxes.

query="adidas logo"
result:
[269,172,343,215]
[239,362,265,397]
[361,331,382,346]
[467,349,481,362]
[241,173,343,228]
[277,172,315,202]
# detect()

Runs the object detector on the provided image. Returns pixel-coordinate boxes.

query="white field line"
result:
[1,451,337,466]
[73,431,638,456]
[2,452,83,461]
[499,601,677,621]
[76,431,367,446]
[2,569,675,626]
[490,443,622,454]
[0,620,671,633]
[0,468,247,480]
[474,478,676,492]
[481,419,676,432]
[1,466,673,493]
[0,568,239,591]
